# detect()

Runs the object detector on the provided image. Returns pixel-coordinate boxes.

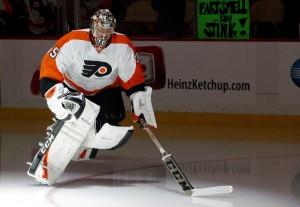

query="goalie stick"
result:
[139,118,233,197]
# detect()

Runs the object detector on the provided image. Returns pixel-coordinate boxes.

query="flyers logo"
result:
[82,60,112,78]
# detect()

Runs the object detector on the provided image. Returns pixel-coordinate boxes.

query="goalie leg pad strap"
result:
[80,123,134,150]
[72,147,98,161]
[27,99,100,185]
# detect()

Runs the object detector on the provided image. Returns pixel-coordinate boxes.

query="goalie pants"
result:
[65,85,127,159]
[66,85,126,129]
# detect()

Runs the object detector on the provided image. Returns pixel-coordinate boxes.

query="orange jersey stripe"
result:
[111,33,137,53]
[64,74,120,95]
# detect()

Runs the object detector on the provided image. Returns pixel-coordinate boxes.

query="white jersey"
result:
[40,29,145,95]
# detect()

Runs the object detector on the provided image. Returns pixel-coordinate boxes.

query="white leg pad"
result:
[72,147,95,161]
[27,99,100,185]
[80,123,134,150]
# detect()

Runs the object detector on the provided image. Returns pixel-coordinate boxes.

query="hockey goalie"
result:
[27,9,157,185]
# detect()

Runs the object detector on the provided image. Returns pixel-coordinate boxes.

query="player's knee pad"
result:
[95,112,126,132]
[27,99,100,185]
[71,122,133,161]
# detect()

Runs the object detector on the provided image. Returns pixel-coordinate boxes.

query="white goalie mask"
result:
[90,9,116,48]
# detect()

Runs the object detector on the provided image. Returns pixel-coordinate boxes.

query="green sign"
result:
[197,0,250,39]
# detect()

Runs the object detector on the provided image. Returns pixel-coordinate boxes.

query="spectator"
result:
[250,0,285,38]
[282,0,300,39]
[151,0,186,38]
[24,0,59,36]
[0,0,29,36]
[80,0,112,28]
[110,0,127,22]
[0,0,13,36]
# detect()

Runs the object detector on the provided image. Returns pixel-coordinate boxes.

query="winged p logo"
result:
[82,60,112,78]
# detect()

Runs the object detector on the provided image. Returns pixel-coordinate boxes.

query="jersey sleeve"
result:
[39,32,72,95]
[117,35,145,92]
[40,32,73,81]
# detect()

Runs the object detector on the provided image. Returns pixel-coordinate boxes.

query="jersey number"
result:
[49,47,60,59]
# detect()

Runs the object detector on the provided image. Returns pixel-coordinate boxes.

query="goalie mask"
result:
[90,9,116,48]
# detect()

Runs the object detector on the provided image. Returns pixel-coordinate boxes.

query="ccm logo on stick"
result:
[164,156,193,191]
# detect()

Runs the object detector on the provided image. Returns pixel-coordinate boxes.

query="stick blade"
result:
[190,185,233,197]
